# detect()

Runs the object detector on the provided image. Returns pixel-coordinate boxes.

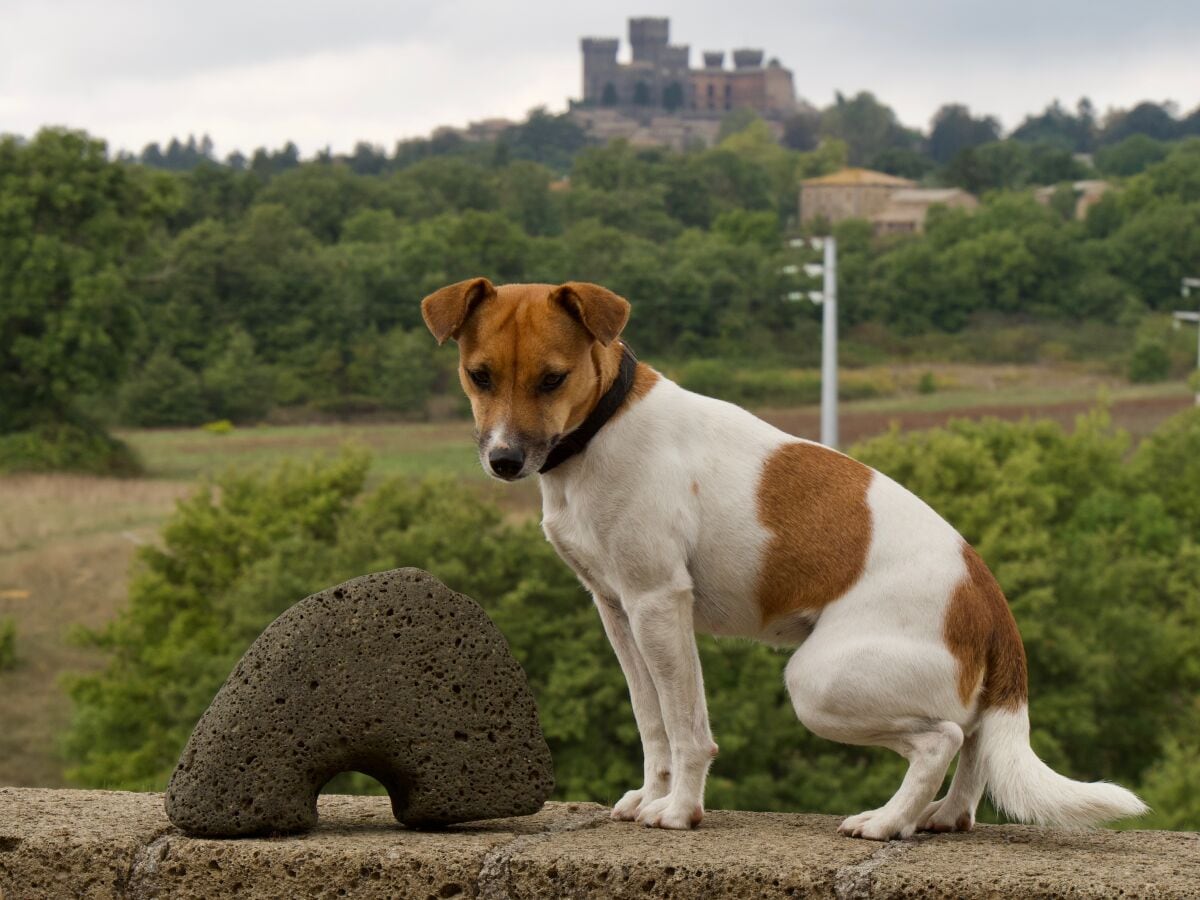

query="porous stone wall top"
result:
[1,788,1198,899]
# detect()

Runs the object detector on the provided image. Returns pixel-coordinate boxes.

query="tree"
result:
[202,330,275,423]
[0,129,178,435]
[633,81,651,106]
[870,147,935,180]
[820,92,918,166]
[927,104,1001,164]
[944,141,1032,193]
[1012,99,1096,152]
[1101,102,1179,145]
[781,110,821,152]
[1095,135,1169,176]
[118,349,208,426]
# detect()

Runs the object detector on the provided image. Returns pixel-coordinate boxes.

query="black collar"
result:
[539,344,638,474]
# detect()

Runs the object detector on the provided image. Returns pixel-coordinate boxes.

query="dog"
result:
[421,277,1148,839]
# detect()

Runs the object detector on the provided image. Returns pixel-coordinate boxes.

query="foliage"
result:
[1129,338,1171,383]
[0,618,16,671]
[1095,135,1170,177]
[820,91,920,166]
[927,104,1001,164]
[118,350,207,427]
[0,417,141,476]
[64,411,1200,828]
[0,129,177,435]
[7,124,1200,437]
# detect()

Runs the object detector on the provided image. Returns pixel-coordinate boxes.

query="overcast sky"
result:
[2,1,1198,157]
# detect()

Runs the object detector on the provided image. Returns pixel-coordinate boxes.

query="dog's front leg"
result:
[625,581,715,829]
[594,595,672,821]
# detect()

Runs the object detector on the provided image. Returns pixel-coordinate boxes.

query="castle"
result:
[579,17,796,119]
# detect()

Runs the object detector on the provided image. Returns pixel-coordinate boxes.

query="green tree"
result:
[927,104,1001,164]
[820,91,918,166]
[118,349,208,427]
[1095,135,1170,176]
[0,129,177,434]
[202,330,275,423]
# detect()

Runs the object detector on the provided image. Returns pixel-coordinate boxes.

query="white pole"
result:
[821,237,838,448]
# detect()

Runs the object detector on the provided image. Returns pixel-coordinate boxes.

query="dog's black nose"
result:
[488,447,525,479]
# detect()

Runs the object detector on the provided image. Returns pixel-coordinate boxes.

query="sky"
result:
[2,0,1198,158]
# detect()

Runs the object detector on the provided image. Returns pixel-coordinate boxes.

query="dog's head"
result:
[421,278,630,481]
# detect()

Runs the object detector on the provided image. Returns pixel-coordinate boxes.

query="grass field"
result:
[0,367,1194,788]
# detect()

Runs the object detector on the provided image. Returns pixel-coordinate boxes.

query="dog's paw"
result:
[838,809,915,841]
[636,794,703,830]
[611,788,648,821]
[836,808,880,837]
[917,799,975,833]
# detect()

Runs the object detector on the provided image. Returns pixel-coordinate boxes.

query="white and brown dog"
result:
[421,278,1147,839]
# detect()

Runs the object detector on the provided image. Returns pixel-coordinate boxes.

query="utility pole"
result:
[1177,276,1200,405]
[785,236,839,447]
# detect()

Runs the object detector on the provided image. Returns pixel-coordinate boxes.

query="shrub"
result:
[62,414,1200,828]
[0,419,141,476]
[917,371,938,395]
[1129,339,1171,383]
[0,618,15,671]
[202,420,234,435]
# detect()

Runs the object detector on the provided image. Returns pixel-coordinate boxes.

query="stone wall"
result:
[1,788,1197,898]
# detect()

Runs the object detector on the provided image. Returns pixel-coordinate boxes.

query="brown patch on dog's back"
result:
[944,545,1028,710]
[755,443,873,622]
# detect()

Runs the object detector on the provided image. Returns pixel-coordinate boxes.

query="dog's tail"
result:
[976,705,1148,828]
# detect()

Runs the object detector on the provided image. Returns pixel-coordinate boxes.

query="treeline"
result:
[128,96,1200,187]
[785,95,1200,189]
[2,119,1199,470]
[63,409,1200,830]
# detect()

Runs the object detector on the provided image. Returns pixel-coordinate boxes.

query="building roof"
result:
[801,168,916,187]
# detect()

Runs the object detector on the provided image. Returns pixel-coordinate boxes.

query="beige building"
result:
[799,168,916,226]
[873,188,978,235]
[800,168,977,234]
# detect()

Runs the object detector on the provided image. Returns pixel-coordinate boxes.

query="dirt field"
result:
[0,379,1194,789]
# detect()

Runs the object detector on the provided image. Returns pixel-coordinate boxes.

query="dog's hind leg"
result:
[785,640,967,841]
[593,594,673,821]
[838,720,963,840]
[918,730,985,832]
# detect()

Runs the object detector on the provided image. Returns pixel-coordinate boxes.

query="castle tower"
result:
[732,48,765,69]
[629,17,670,63]
[581,37,620,104]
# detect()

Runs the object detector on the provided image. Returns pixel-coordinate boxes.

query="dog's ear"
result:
[421,277,496,345]
[550,282,631,347]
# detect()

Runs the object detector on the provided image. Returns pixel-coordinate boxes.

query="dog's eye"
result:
[540,372,567,392]
[468,369,491,389]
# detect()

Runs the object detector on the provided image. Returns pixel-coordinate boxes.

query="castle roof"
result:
[801,168,916,187]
